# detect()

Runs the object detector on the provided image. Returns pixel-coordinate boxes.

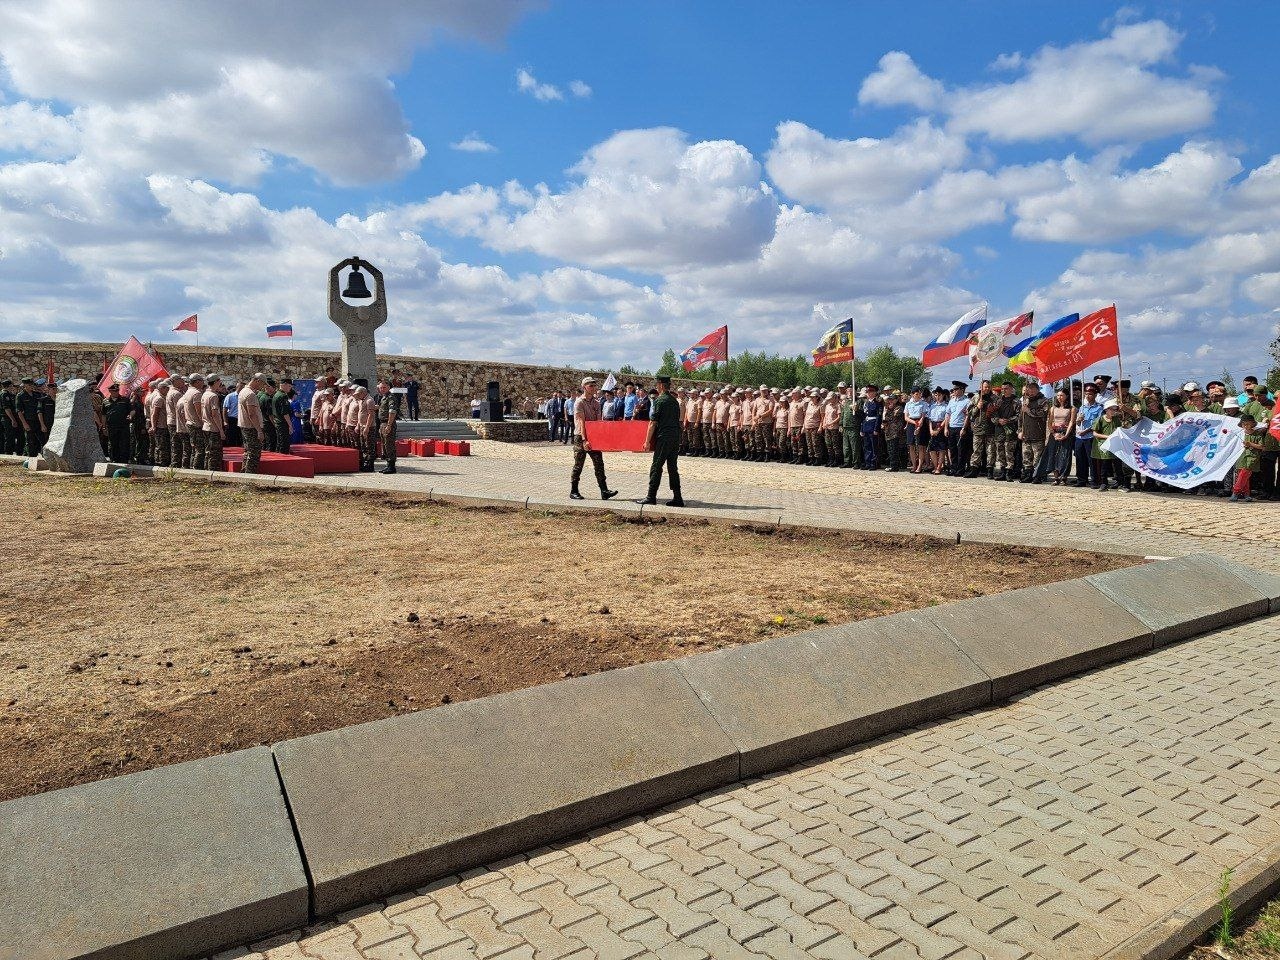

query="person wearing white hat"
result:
[752,387,774,461]
[787,388,805,463]
[1091,397,1124,491]
[145,377,172,467]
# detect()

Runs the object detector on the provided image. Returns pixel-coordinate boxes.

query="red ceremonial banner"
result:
[583,420,649,452]
[99,336,169,397]
[1033,305,1119,383]
[679,325,729,371]
[173,314,198,332]
[1269,395,1280,444]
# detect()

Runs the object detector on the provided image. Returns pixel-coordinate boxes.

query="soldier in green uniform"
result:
[128,386,149,464]
[839,384,859,468]
[259,378,277,452]
[15,378,40,455]
[967,383,994,478]
[376,379,401,474]
[637,375,684,506]
[0,380,17,454]
[38,381,56,452]
[272,378,293,453]
[103,383,132,462]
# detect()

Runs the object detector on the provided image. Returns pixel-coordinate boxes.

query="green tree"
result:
[858,345,928,393]
[656,349,680,377]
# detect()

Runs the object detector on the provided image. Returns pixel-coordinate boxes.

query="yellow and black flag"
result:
[811,318,854,367]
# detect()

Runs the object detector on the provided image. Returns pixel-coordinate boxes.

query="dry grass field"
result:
[0,468,1135,800]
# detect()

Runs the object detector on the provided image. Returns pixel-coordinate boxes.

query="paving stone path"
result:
[207,444,1280,959]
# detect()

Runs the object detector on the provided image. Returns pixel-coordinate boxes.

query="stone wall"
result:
[0,342,723,417]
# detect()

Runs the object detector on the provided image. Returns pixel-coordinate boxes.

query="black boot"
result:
[570,483,584,500]
[600,487,618,500]
[636,494,658,505]
[667,495,685,507]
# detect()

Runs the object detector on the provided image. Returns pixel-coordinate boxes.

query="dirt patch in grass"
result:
[0,469,1135,801]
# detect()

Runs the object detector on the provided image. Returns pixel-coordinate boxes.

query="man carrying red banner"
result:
[570,376,618,501]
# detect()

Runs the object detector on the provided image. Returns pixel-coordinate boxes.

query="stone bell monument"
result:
[41,378,105,473]
[328,257,386,386]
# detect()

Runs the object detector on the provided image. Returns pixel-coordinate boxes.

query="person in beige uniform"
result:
[237,374,265,474]
[726,392,741,460]
[803,389,825,465]
[182,373,207,469]
[352,386,375,470]
[146,378,171,467]
[570,376,618,500]
[822,392,842,467]
[201,377,226,471]
[753,386,773,461]
[786,389,805,463]
[701,391,721,458]
[685,388,703,455]
[167,374,189,468]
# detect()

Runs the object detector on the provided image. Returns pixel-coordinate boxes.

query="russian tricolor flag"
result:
[266,323,293,339]
[922,305,986,368]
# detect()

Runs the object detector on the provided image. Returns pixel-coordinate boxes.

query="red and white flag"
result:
[173,314,198,333]
[968,312,1032,377]
[99,337,169,397]
[679,325,729,371]
[1033,305,1119,383]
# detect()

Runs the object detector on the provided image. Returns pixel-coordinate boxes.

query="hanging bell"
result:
[342,266,373,299]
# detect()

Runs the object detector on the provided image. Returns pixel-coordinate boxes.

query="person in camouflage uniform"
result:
[128,385,149,464]
[147,378,171,467]
[238,374,266,474]
[259,378,277,453]
[202,376,226,471]
[968,383,996,478]
[990,382,1020,481]
[102,383,132,462]
[272,379,293,454]
[376,378,401,474]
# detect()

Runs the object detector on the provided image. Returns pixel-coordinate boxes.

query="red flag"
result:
[46,357,56,386]
[173,314,198,333]
[1033,305,1119,383]
[99,337,169,397]
[1269,394,1280,444]
[679,325,729,371]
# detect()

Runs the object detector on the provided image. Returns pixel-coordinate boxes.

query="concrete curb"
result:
[5,476,1280,960]
[1101,839,1280,959]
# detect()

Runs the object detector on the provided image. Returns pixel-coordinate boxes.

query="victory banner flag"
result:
[679,325,729,371]
[1033,305,1119,383]
[1005,312,1079,377]
[968,311,1032,377]
[99,336,169,397]
[923,305,985,368]
[811,318,855,367]
[1101,412,1244,490]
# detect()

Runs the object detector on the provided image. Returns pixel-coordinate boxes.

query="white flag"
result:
[968,312,1032,378]
[601,372,617,391]
[1101,412,1244,490]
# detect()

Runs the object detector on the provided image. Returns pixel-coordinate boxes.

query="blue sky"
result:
[1,1,1278,383]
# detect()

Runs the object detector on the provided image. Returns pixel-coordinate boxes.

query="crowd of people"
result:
[534,373,1279,502]
[2,371,404,475]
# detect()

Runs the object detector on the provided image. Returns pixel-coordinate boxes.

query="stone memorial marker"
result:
[328,257,386,387]
[40,377,105,472]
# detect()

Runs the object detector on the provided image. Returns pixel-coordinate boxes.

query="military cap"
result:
[20,377,34,384]
[265,377,277,387]
[882,384,893,391]
[0,379,10,386]
[1094,374,1113,384]
[354,385,368,394]
[188,372,206,384]
[951,380,967,391]
[1182,381,1199,392]
[1224,397,1240,410]
[836,381,847,388]
[759,383,768,390]
[1117,379,1131,389]
[1140,379,1156,389]
[1207,380,1225,390]
[656,375,671,385]
[581,376,597,386]
[932,386,946,394]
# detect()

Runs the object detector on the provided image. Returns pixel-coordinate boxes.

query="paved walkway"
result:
[202,444,1280,960]
[215,614,1280,960]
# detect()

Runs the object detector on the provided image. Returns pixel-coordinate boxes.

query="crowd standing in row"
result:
[535,373,1278,502]
[2,371,403,475]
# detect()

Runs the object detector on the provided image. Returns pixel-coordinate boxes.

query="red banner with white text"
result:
[99,336,169,397]
[1033,305,1119,383]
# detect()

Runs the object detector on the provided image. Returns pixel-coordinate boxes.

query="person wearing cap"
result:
[1072,381,1104,487]
[1093,374,1116,403]
[989,382,1019,481]
[820,391,841,467]
[965,382,993,479]
[1091,397,1124,491]
[271,379,294,453]
[801,387,825,466]
[784,389,804,463]
[86,375,107,450]
[638,375,684,507]
[147,379,172,467]
[375,379,401,474]
[858,385,883,470]
[753,386,774,462]
[100,382,131,462]
[0,380,18,455]
[772,393,789,460]
[127,384,150,465]
[181,374,207,468]
[350,386,372,469]
[14,378,39,456]
[1015,382,1049,483]
[899,386,924,473]
[711,389,729,457]
[163,375,187,468]
[925,386,949,474]
[881,390,905,471]
[1242,385,1278,499]
[944,380,969,477]
[257,378,277,453]
[680,387,698,455]
[570,377,617,500]
[238,374,266,473]
[201,376,226,471]
[1205,381,1226,414]
[726,390,742,460]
